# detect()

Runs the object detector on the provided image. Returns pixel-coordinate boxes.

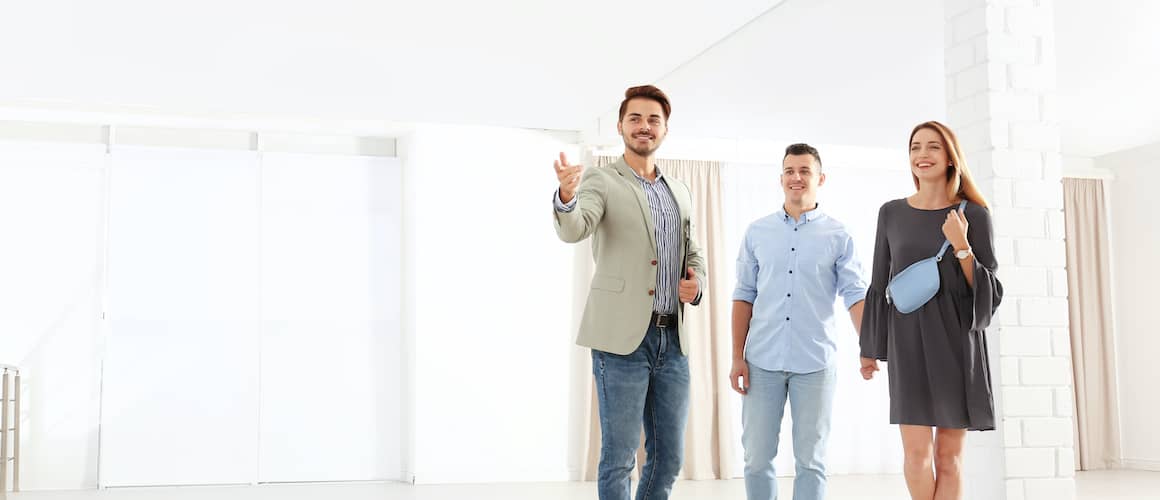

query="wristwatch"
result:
[954,247,973,259]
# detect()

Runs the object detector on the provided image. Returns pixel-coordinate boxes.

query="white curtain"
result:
[1062,177,1121,470]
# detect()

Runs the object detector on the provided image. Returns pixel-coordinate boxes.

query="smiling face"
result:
[617,97,667,157]
[909,126,951,184]
[781,153,824,205]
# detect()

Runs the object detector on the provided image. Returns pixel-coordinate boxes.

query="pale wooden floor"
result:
[6,470,1157,500]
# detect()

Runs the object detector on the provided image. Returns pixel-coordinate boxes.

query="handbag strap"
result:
[934,200,968,262]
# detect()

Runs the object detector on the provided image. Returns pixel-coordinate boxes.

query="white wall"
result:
[399,125,577,483]
[1098,141,1160,471]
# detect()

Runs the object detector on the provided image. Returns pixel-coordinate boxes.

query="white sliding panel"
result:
[0,143,106,490]
[99,146,261,486]
[256,153,401,482]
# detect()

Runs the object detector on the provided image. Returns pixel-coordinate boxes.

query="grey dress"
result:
[859,198,1003,431]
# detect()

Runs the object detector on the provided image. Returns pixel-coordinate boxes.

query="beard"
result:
[622,133,661,157]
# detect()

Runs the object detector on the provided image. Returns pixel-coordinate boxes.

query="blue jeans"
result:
[741,363,837,500]
[592,324,690,500]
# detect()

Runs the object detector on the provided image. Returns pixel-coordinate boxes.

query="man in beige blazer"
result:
[552,85,706,500]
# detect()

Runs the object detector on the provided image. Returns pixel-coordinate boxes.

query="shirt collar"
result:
[629,163,664,184]
[779,204,825,225]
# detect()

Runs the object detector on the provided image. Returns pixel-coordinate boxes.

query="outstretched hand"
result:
[554,152,584,203]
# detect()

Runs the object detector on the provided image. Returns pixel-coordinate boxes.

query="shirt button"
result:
[651,259,657,266]
[786,317,790,321]
[648,290,655,296]
[794,228,798,232]
[791,248,795,251]
[787,293,791,297]
[789,270,793,274]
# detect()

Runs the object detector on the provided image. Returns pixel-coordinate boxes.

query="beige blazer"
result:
[554,157,707,355]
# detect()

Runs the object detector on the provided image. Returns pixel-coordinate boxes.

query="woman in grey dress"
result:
[858,120,1003,500]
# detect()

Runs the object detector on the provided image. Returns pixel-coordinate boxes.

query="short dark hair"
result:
[618,85,672,122]
[783,143,822,169]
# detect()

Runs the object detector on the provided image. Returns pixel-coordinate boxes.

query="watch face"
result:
[956,249,970,258]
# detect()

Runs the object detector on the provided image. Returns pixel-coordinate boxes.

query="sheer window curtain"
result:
[569,155,736,480]
[1062,177,1122,470]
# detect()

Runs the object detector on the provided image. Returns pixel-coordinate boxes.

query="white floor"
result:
[6,470,1157,500]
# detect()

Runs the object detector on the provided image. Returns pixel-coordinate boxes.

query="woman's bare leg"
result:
[900,424,935,500]
[933,427,967,500]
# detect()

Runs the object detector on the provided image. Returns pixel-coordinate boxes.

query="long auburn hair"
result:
[909,120,989,208]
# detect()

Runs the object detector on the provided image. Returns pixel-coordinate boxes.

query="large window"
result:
[0,130,402,488]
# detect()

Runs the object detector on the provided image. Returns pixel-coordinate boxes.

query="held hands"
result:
[730,359,749,395]
[942,209,970,250]
[860,357,880,380]
[554,152,584,204]
[679,267,699,303]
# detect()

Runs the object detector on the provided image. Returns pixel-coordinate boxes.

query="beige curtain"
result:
[570,156,735,480]
[1063,178,1122,470]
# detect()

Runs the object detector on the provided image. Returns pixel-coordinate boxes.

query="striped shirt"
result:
[555,166,683,314]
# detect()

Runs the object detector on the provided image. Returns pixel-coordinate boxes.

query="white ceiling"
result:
[1055,0,1160,158]
[0,0,781,130]
[0,0,1155,158]
[640,0,945,150]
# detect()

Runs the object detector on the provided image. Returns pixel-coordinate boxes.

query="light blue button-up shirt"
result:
[733,207,868,373]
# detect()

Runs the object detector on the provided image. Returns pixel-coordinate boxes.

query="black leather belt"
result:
[651,312,676,328]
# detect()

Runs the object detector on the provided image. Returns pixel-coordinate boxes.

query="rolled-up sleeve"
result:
[732,228,759,303]
[835,231,869,309]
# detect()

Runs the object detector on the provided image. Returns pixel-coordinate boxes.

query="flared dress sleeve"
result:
[859,203,892,361]
[958,203,1003,330]
[957,203,1003,430]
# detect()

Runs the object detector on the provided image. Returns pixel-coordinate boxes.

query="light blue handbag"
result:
[886,200,967,314]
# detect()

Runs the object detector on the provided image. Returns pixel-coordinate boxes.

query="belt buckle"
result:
[654,313,673,328]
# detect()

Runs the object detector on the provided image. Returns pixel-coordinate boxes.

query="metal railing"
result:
[1,365,20,500]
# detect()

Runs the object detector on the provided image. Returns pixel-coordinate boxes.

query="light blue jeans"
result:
[592,324,689,500]
[741,363,837,500]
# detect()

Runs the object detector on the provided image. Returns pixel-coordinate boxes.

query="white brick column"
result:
[944,1,1075,499]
